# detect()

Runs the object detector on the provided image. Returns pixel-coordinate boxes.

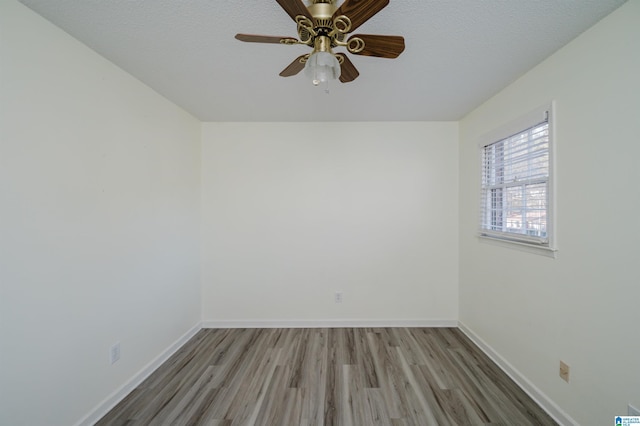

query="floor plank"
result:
[96,328,557,426]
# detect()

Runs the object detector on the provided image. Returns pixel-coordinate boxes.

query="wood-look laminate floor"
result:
[97,328,557,426]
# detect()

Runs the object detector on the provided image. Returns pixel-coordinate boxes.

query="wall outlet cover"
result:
[559,360,570,382]
[110,342,121,365]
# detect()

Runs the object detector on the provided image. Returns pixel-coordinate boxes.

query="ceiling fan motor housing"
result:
[303,0,343,44]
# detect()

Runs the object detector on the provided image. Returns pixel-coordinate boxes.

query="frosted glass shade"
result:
[304,52,341,86]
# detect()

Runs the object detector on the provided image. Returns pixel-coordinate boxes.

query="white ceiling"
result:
[18,0,626,122]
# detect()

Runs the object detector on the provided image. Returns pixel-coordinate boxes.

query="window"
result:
[479,104,555,253]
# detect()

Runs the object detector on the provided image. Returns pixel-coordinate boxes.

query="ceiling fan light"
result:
[304,51,341,86]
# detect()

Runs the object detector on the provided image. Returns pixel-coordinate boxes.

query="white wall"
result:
[0,1,201,425]
[458,2,640,425]
[201,122,459,325]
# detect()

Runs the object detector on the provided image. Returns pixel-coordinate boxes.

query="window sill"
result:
[477,234,558,258]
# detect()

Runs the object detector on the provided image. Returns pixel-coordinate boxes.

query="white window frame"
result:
[477,102,557,257]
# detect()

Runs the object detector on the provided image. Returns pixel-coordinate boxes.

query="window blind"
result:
[480,117,550,245]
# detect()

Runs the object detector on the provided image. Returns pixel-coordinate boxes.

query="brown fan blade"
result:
[332,0,390,33]
[235,34,299,44]
[276,0,313,22]
[336,54,359,83]
[280,55,308,77]
[349,34,405,58]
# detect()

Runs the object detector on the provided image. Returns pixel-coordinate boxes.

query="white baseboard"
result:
[74,322,202,426]
[457,321,577,426]
[202,319,458,329]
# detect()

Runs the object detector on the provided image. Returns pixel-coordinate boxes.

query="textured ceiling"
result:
[18,0,627,122]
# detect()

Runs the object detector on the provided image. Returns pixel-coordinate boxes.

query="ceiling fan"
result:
[235,0,405,86]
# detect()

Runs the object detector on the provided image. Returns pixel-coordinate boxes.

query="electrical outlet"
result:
[334,292,343,304]
[559,360,569,382]
[629,404,640,416]
[110,342,121,365]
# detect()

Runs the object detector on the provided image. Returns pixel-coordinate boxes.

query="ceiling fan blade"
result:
[280,55,307,77]
[275,0,313,22]
[332,0,390,33]
[235,34,299,44]
[336,54,359,83]
[349,34,405,58]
